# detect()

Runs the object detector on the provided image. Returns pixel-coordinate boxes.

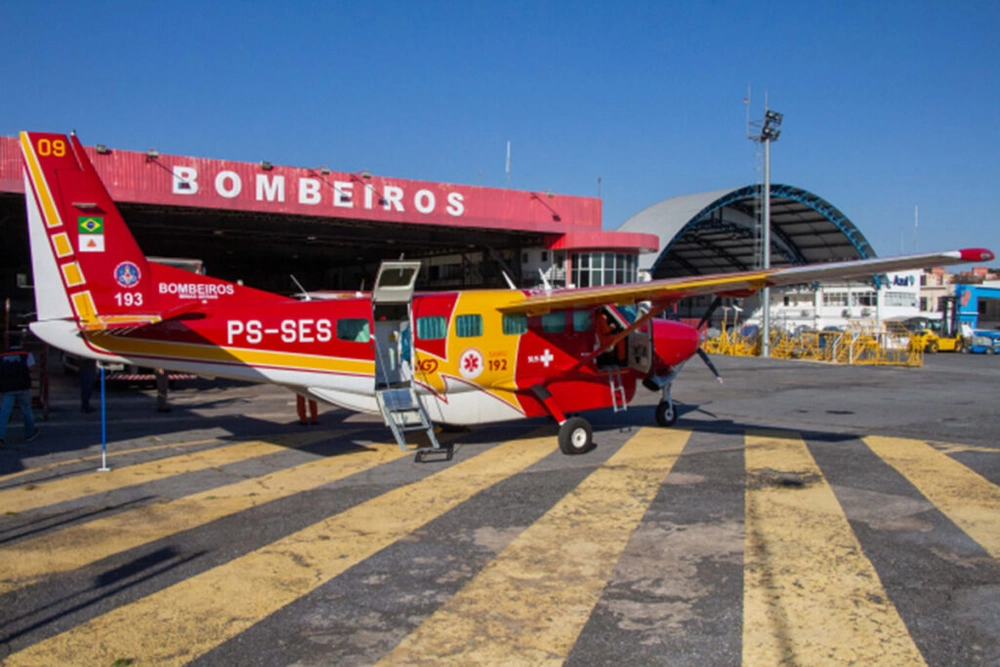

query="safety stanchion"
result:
[97,364,111,472]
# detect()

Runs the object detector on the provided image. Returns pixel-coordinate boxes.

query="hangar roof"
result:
[619,184,876,278]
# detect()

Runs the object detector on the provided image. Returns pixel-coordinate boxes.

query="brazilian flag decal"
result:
[78,216,104,234]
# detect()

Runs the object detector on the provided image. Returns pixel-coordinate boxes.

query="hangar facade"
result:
[0,134,655,320]
[1,133,883,330]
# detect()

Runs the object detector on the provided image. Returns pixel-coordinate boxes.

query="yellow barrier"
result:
[703,320,923,366]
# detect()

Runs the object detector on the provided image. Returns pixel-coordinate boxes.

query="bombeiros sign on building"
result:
[169,166,466,217]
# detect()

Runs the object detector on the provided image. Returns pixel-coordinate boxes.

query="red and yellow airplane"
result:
[19,131,994,454]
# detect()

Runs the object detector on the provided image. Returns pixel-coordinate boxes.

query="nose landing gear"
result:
[655,383,678,427]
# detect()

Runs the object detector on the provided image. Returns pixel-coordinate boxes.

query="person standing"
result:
[0,333,40,448]
[155,367,170,412]
[296,393,318,425]
[79,357,97,413]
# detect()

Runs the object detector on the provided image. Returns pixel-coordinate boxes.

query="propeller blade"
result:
[697,296,724,331]
[696,347,724,383]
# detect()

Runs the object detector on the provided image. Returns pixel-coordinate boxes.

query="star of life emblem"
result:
[459,348,484,380]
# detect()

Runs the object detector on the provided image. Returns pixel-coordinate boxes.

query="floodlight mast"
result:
[747,103,783,357]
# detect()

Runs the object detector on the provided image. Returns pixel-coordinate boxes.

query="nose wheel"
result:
[655,383,678,427]
[655,399,677,427]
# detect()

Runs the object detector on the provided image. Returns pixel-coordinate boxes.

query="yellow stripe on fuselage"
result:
[86,332,375,377]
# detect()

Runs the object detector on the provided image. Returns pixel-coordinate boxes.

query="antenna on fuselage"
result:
[501,270,517,290]
[538,268,552,294]
[290,274,311,301]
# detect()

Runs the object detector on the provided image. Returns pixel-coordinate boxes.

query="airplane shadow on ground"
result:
[0,376,404,477]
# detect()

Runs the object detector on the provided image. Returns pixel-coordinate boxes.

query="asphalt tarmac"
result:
[0,353,998,665]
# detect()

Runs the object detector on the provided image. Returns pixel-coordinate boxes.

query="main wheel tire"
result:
[655,400,678,427]
[927,341,939,354]
[988,346,996,355]
[558,417,593,455]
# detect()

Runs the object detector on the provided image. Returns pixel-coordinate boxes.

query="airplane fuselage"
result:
[38,288,701,426]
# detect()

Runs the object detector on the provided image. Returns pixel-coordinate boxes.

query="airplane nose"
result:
[652,319,701,368]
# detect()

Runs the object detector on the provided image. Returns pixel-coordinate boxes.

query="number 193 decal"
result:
[114,292,144,307]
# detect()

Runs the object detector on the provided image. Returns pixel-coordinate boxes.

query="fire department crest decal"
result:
[458,348,484,380]
[114,261,141,288]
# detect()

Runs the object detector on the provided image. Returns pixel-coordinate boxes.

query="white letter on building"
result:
[255,174,285,202]
[299,178,321,205]
[383,186,404,212]
[172,166,199,195]
[333,181,354,208]
[364,183,375,209]
[215,171,242,199]
[414,189,436,214]
[446,192,465,216]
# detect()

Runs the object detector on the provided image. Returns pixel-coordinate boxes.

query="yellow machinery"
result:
[704,319,922,366]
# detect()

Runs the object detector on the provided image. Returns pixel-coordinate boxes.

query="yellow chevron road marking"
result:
[743,431,925,666]
[380,427,690,665]
[5,434,557,666]
[0,435,404,595]
[0,432,333,515]
[865,436,1000,560]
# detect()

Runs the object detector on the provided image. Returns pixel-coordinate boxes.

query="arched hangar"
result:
[619,184,877,279]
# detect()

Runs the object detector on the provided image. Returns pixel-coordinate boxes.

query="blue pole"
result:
[98,364,110,471]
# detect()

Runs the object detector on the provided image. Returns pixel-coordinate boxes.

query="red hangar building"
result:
[0,135,657,317]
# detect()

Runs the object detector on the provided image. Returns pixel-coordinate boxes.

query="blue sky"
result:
[3,1,998,263]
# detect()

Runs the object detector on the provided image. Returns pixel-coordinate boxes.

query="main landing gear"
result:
[558,416,594,455]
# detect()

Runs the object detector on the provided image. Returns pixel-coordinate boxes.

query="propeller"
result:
[696,296,724,332]
[696,347,724,383]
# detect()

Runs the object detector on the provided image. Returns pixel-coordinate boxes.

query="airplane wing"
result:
[498,249,994,315]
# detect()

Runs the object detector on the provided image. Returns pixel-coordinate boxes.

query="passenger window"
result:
[502,313,527,335]
[337,318,370,343]
[417,316,447,340]
[541,312,566,333]
[572,310,592,332]
[456,314,483,337]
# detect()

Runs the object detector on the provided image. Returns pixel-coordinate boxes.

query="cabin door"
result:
[372,261,422,389]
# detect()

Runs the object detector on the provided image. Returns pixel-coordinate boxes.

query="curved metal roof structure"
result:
[619,184,876,279]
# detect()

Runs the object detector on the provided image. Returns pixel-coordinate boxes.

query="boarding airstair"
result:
[607,365,627,413]
[371,261,442,452]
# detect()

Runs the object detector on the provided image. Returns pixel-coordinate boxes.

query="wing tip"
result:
[958,248,995,263]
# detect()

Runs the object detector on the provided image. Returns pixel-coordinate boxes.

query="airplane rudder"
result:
[22,131,152,322]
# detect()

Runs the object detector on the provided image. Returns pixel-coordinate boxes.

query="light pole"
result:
[749,107,783,357]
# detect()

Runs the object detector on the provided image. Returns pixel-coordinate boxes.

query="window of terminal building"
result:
[823,292,848,307]
[569,252,636,288]
[883,292,918,308]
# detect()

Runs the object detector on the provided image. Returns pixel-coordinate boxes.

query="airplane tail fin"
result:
[20,131,286,333]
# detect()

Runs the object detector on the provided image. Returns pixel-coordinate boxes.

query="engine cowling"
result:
[649,319,701,375]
